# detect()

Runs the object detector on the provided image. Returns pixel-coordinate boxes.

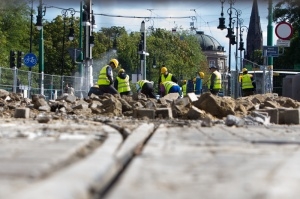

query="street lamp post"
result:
[35,0,46,96]
[232,15,242,99]
[60,8,75,93]
[218,0,242,98]
[238,24,248,70]
[28,0,34,98]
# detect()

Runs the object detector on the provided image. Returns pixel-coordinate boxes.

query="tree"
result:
[0,0,32,67]
[273,0,300,70]
[42,15,82,76]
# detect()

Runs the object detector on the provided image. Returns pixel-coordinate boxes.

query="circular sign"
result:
[275,22,293,40]
[23,53,37,68]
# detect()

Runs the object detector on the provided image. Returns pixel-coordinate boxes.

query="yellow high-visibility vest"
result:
[97,66,111,85]
[117,75,131,93]
[242,74,254,89]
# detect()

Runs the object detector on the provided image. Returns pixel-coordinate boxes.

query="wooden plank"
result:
[4,125,123,199]
[106,124,300,199]
[115,123,155,165]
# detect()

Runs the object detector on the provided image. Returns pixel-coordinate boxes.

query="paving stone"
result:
[14,108,30,118]
[284,108,300,124]
[155,108,173,119]
[133,108,155,119]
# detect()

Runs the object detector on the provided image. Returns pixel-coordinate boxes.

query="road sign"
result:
[277,39,290,47]
[23,53,37,67]
[263,46,279,57]
[275,22,293,40]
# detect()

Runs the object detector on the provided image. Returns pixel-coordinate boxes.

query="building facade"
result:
[194,30,227,91]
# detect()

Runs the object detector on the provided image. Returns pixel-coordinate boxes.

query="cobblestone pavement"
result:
[1,118,300,199]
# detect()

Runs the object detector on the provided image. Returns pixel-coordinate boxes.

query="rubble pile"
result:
[1,88,300,126]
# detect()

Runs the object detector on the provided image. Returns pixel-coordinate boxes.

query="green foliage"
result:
[1,3,206,81]
[42,15,83,75]
[253,50,264,66]
[273,0,300,70]
[0,0,32,67]
[114,28,207,85]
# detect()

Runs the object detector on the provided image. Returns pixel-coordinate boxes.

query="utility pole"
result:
[267,0,274,93]
[83,0,93,94]
[139,21,148,80]
[79,1,83,77]
[36,0,44,96]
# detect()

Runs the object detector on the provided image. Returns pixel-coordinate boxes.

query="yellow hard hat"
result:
[182,80,187,84]
[242,68,247,72]
[119,69,125,73]
[193,77,196,82]
[110,59,119,68]
[199,72,205,79]
[161,67,168,74]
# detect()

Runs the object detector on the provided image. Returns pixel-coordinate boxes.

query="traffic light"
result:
[9,50,16,68]
[138,41,144,60]
[17,51,24,68]
[82,1,91,25]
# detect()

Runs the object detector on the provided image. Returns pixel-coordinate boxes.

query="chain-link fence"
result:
[0,67,96,100]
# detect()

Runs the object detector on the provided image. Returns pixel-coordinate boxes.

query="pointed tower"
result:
[246,0,263,64]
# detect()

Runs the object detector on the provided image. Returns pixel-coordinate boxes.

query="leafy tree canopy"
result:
[273,0,300,70]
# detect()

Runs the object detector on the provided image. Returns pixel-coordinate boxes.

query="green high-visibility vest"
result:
[208,71,222,89]
[117,75,131,93]
[161,73,173,83]
[97,66,110,85]
[182,84,187,96]
[162,81,177,94]
[242,74,254,89]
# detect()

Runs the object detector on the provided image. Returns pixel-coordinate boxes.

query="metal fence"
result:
[0,67,95,100]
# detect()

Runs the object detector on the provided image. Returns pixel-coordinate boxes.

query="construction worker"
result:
[199,72,205,79]
[158,66,178,97]
[208,65,222,95]
[114,69,132,96]
[193,77,196,92]
[88,82,103,96]
[193,72,205,95]
[181,80,187,97]
[197,71,205,94]
[241,68,255,97]
[161,81,181,97]
[97,59,119,95]
[67,84,75,96]
[136,80,156,99]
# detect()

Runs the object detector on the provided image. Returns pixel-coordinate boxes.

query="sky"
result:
[32,0,282,68]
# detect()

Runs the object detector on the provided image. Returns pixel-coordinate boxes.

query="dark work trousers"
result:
[242,88,254,97]
[120,91,132,96]
[98,85,119,95]
[210,89,220,95]
[142,83,156,99]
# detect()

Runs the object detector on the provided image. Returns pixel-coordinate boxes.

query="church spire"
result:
[246,0,263,63]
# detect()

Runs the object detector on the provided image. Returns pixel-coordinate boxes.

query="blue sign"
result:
[263,46,279,57]
[24,53,37,67]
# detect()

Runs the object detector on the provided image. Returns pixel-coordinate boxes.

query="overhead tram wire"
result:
[190,8,218,38]
[94,13,194,20]
[41,4,196,31]
[43,5,195,24]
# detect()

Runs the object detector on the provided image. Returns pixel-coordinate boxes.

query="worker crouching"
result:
[136,80,156,99]
[114,69,132,96]
[161,81,182,97]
